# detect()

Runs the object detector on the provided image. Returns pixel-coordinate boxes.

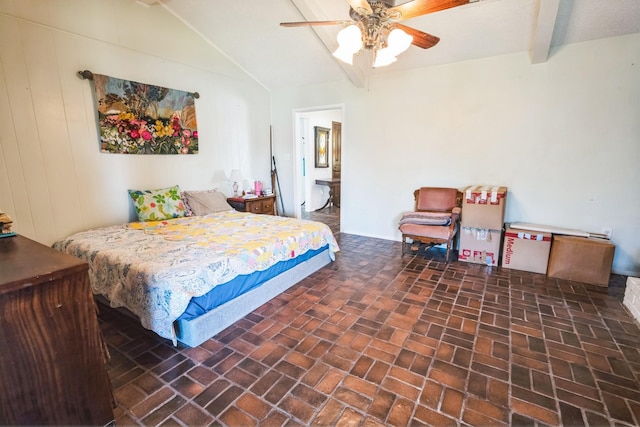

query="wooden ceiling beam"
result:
[529,0,561,64]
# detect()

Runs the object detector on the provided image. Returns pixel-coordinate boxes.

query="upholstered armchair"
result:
[398,187,463,261]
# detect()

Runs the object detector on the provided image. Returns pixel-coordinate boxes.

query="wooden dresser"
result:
[0,235,114,426]
[227,194,276,215]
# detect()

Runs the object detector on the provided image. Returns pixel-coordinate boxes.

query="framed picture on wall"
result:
[314,126,330,168]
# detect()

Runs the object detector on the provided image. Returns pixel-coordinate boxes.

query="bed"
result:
[52,208,339,347]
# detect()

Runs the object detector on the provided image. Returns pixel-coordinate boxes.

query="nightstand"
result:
[227,194,276,215]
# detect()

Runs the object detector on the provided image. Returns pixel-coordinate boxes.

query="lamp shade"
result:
[387,28,413,55]
[333,25,363,64]
[333,47,355,64]
[230,169,243,182]
[337,25,363,52]
[373,48,397,67]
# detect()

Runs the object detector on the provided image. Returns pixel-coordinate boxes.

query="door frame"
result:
[292,104,345,223]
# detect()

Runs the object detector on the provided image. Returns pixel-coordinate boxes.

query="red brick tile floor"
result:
[100,215,639,426]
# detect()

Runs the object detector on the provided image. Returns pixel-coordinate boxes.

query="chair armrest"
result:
[451,208,461,223]
[450,210,460,230]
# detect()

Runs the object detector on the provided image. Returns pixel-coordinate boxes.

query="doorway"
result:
[293,106,344,234]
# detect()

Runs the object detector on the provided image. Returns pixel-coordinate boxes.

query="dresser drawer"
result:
[260,198,274,215]
[228,195,276,215]
[246,198,274,215]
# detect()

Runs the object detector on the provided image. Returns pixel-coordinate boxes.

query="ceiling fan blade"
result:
[395,23,440,49]
[346,0,373,16]
[388,0,469,21]
[280,20,350,27]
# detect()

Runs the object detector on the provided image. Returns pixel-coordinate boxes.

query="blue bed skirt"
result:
[177,245,328,321]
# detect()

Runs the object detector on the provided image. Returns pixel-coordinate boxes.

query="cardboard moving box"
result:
[547,235,615,286]
[461,186,507,230]
[458,227,502,266]
[501,227,552,274]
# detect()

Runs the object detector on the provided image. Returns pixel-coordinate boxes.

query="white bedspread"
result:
[53,211,339,340]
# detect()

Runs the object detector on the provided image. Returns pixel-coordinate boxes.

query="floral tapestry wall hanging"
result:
[92,74,198,154]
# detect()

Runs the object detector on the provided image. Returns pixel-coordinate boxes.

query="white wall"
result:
[0,0,271,245]
[271,34,640,275]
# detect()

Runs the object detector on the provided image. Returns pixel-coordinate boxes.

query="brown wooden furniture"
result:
[399,187,463,261]
[0,235,114,426]
[315,179,341,210]
[227,194,276,215]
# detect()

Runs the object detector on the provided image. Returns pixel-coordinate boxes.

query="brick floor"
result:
[99,212,639,426]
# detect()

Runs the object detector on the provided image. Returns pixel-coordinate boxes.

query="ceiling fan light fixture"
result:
[333,46,355,64]
[336,24,363,52]
[333,24,413,68]
[373,48,397,68]
[333,24,363,64]
[386,28,413,56]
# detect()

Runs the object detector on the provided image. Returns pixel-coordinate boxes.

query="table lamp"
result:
[230,170,243,197]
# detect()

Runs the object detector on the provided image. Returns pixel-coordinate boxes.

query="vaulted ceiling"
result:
[154,0,640,90]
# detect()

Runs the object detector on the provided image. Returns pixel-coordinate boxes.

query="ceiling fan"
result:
[281,0,470,67]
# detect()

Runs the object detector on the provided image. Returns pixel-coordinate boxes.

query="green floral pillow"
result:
[128,185,187,222]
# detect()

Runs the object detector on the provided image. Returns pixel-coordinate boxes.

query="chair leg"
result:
[402,235,406,255]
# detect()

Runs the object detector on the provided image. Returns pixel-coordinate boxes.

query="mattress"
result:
[178,245,327,321]
[52,211,339,341]
[175,247,332,347]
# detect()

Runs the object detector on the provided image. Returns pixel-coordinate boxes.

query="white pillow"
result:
[183,190,233,215]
